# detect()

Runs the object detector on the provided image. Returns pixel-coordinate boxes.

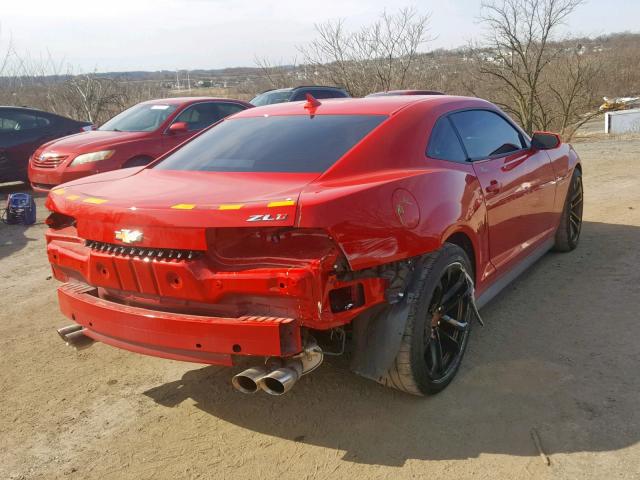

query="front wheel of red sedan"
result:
[382,244,474,396]
[554,168,583,252]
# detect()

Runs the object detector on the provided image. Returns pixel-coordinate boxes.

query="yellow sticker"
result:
[171,204,196,210]
[66,194,80,200]
[52,188,65,195]
[267,200,295,207]
[83,197,108,204]
[218,204,243,210]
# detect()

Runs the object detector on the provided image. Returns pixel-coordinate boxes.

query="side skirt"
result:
[476,237,555,309]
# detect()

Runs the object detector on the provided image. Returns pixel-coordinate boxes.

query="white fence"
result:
[605,108,640,134]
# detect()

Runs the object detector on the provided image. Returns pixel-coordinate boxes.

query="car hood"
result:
[40,130,149,154]
[46,169,320,248]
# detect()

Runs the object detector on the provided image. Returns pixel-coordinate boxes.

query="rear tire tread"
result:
[381,244,468,396]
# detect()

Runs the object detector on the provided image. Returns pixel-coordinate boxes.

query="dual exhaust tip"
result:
[57,324,94,350]
[232,362,302,396]
[57,324,319,397]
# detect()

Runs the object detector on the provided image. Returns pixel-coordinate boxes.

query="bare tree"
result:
[254,56,300,90]
[298,7,432,97]
[58,74,127,123]
[541,48,601,138]
[470,0,586,133]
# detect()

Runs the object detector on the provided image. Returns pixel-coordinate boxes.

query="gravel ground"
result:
[0,135,639,480]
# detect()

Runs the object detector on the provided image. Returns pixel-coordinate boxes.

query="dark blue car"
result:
[0,107,92,183]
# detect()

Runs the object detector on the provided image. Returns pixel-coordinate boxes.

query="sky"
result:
[1,0,639,73]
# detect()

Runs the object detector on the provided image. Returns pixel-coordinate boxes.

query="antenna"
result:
[304,93,321,110]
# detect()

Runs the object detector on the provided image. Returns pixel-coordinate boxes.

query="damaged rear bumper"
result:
[57,283,302,365]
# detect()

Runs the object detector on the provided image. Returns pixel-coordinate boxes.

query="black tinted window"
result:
[427,117,467,162]
[216,102,246,117]
[0,111,40,132]
[300,90,346,100]
[155,114,386,173]
[174,103,227,131]
[449,110,525,159]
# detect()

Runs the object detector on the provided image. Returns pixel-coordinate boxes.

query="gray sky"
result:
[2,0,639,73]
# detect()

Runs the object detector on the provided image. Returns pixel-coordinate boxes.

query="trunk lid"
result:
[47,169,319,249]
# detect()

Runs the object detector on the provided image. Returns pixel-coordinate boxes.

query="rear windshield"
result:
[154,114,387,173]
[99,104,178,132]
[250,90,292,106]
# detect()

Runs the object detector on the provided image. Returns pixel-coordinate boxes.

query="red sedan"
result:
[45,94,583,396]
[28,97,252,191]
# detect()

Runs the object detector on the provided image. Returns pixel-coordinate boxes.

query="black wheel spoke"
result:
[429,330,444,376]
[439,275,466,310]
[423,262,473,381]
[439,329,461,352]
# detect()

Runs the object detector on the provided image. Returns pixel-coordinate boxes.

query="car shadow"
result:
[143,221,640,466]
[0,182,46,260]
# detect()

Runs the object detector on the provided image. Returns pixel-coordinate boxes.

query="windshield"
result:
[99,104,178,132]
[250,90,292,106]
[155,114,387,173]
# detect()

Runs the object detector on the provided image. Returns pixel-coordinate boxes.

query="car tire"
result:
[123,156,153,168]
[381,243,474,396]
[553,168,583,252]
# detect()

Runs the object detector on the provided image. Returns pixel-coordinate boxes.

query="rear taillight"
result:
[206,227,342,269]
[45,212,76,229]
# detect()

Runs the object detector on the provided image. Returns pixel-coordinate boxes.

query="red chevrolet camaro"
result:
[28,97,252,191]
[45,94,583,396]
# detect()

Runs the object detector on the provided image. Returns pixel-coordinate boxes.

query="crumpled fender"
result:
[349,256,426,382]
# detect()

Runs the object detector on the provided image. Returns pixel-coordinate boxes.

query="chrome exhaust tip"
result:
[258,366,301,396]
[57,324,94,350]
[231,366,268,394]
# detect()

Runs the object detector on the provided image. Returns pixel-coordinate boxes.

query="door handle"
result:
[485,180,501,194]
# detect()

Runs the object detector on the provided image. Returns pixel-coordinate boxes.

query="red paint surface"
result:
[46,95,580,363]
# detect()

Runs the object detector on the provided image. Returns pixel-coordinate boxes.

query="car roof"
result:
[366,90,445,97]
[235,95,491,117]
[0,106,53,114]
[257,86,346,95]
[0,105,88,121]
[139,97,249,106]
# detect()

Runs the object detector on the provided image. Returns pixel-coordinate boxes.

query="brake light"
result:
[45,212,76,229]
[206,227,342,269]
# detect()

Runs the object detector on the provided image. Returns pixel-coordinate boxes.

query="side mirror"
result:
[168,121,188,134]
[531,131,561,150]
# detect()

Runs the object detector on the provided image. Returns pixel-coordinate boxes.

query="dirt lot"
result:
[1,135,639,480]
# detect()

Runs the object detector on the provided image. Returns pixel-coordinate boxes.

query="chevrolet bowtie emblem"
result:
[114,229,143,244]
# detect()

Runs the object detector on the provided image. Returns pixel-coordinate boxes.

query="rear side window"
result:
[427,117,467,162]
[155,114,386,173]
[449,110,525,160]
[250,90,292,106]
[173,102,244,131]
[293,89,347,101]
[216,102,246,118]
[0,111,39,132]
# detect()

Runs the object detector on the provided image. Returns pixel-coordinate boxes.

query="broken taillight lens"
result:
[206,227,343,269]
[45,212,76,229]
